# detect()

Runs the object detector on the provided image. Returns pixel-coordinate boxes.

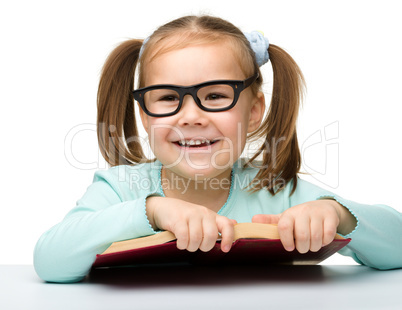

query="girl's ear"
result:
[248,91,265,133]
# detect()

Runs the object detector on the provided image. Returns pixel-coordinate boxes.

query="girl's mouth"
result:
[174,138,219,148]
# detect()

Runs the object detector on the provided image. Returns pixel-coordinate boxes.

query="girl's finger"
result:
[322,217,338,246]
[199,217,219,252]
[186,220,203,252]
[294,215,310,254]
[309,218,323,252]
[216,216,235,253]
[174,223,189,250]
[277,215,295,252]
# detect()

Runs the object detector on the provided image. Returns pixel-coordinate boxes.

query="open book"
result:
[92,223,350,268]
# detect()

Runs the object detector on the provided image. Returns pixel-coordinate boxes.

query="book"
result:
[92,223,351,268]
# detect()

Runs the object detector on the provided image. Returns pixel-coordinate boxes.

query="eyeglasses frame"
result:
[132,73,259,117]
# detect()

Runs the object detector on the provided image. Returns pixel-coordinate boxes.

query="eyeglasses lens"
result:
[143,84,235,115]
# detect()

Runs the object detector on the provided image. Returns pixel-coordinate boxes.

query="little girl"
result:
[34,15,402,283]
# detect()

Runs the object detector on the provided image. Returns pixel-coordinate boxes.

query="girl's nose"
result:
[177,94,209,126]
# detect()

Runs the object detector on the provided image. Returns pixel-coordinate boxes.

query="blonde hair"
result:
[97,15,305,195]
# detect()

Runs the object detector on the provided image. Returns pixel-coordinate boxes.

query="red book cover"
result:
[92,238,351,268]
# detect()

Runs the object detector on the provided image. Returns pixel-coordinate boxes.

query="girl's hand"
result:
[252,199,356,253]
[146,196,237,253]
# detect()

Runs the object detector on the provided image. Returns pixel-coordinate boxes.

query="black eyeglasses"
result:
[133,73,259,117]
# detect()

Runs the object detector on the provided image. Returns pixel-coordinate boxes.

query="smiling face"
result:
[138,41,264,182]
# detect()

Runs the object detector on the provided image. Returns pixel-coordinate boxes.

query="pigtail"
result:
[247,44,305,195]
[97,39,147,166]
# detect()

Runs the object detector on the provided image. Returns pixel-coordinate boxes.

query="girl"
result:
[34,15,402,283]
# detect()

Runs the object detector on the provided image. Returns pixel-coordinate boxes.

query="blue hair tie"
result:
[244,31,270,66]
[139,31,269,67]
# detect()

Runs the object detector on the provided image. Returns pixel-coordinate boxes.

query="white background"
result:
[0,0,401,265]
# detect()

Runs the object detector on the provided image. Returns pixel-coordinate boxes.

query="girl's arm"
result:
[253,178,402,269]
[315,195,402,270]
[290,179,402,269]
[33,169,157,283]
[34,166,236,283]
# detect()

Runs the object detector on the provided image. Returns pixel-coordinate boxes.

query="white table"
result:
[1,264,401,309]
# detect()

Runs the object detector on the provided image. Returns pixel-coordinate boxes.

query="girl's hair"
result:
[97,15,305,196]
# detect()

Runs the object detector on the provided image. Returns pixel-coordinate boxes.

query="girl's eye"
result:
[158,95,179,102]
[146,89,180,104]
[205,93,227,100]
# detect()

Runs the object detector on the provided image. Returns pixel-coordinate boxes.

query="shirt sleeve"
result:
[33,168,158,283]
[289,178,402,270]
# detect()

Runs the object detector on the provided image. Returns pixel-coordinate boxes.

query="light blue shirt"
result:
[34,160,402,283]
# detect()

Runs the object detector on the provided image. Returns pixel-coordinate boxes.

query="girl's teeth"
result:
[178,139,212,146]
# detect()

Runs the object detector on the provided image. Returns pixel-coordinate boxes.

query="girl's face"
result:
[139,41,265,181]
